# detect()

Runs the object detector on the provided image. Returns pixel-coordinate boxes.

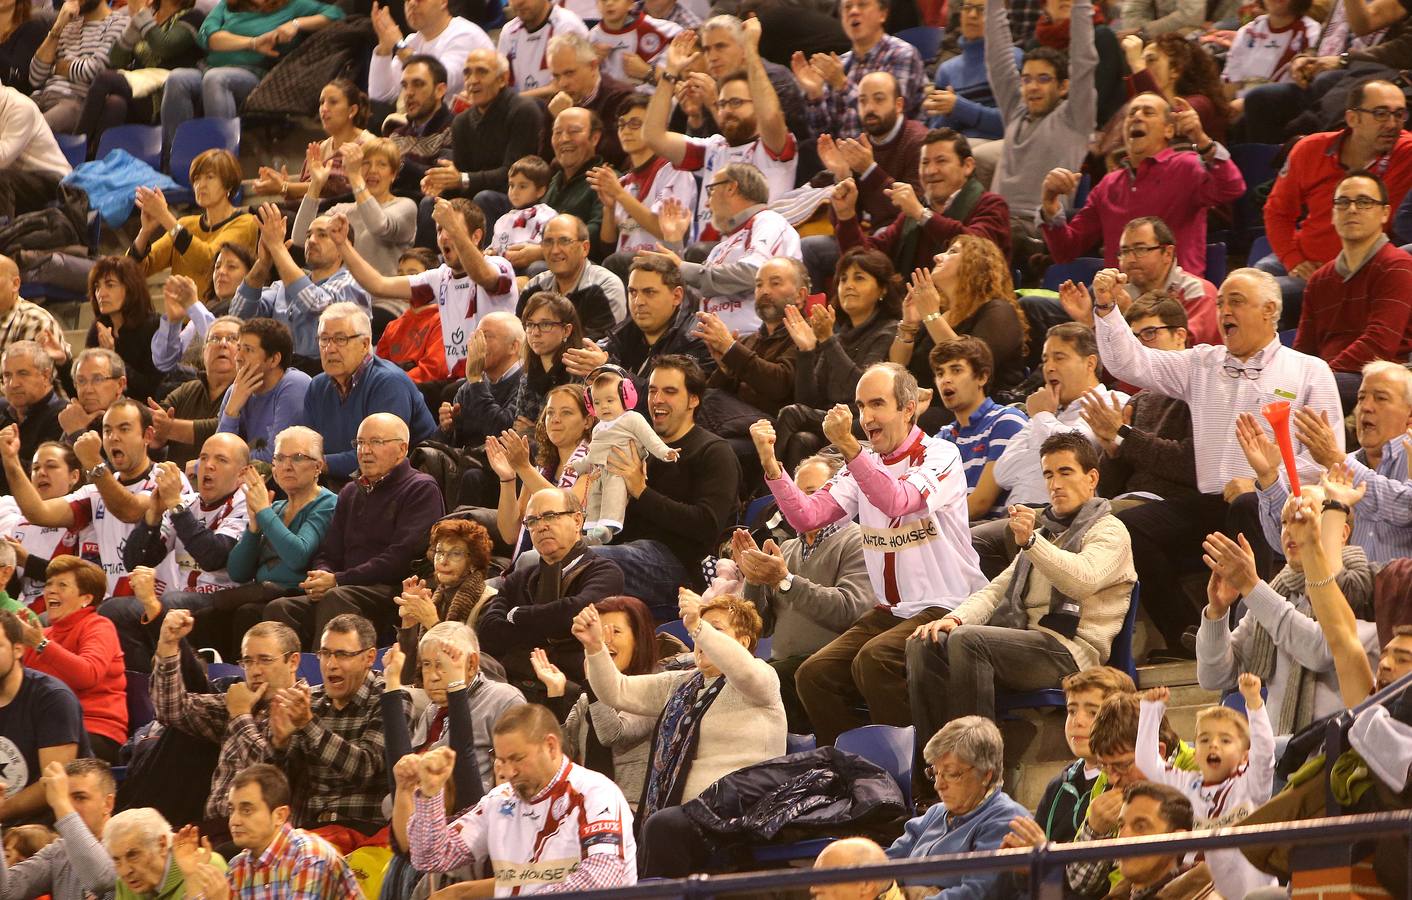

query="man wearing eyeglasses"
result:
[266,413,444,647]
[148,315,246,471]
[56,348,127,443]
[1090,265,1341,659]
[520,213,628,341]
[1294,170,1412,411]
[1261,79,1412,328]
[0,341,66,497]
[478,487,624,697]
[1109,216,1219,347]
[148,612,302,833]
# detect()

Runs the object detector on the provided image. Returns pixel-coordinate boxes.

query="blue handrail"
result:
[538,811,1412,899]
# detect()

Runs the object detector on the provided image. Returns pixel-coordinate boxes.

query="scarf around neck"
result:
[992,497,1112,638]
[640,670,727,822]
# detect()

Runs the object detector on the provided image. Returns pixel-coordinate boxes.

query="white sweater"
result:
[0,87,71,179]
[585,619,786,802]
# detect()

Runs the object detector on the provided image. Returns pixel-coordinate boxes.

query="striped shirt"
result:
[226,823,360,899]
[1094,309,1344,495]
[30,12,130,102]
[937,397,1029,519]
[1257,437,1412,564]
[804,35,926,139]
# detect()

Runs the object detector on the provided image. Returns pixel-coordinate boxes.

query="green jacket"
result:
[116,852,226,900]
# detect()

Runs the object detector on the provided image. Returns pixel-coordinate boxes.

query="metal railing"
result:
[540,811,1412,899]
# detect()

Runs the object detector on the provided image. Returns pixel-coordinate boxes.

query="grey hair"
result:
[274,425,324,458]
[529,486,581,514]
[1361,360,1412,406]
[319,302,372,337]
[720,163,769,205]
[102,808,172,852]
[2,340,54,376]
[74,347,126,380]
[770,256,812,294]
[483,310,526,348]
[923,715,1004,787]
[1223,267,1282,319]
[548,32,599,65]
[701,13,745,41]
[796,451,844,478]
[862,361,919,420]
[420,620,479,660]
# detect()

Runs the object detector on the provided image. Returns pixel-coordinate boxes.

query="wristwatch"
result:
[1117,424,1134,440]
[777,573,795,592]
[1322,499,1353,516]
[85,462,110,481]
[1023,531,1039,550]
[34,638,49,655]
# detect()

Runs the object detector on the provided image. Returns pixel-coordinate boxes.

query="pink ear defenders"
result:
[583,363,639,416]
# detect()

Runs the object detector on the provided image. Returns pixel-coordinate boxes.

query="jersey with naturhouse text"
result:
[821,429,986,619]
[408,261,519,378]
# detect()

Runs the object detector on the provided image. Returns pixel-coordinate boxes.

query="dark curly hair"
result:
[1151,35,1231,123]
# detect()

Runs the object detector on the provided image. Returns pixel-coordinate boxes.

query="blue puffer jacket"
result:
[63,149,180,227]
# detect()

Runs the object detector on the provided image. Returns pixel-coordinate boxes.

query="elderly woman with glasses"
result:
[394,519,496,681]
[885,717,1028,897]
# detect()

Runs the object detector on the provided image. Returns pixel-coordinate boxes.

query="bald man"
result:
[103,432,254,670]
[810,838,905,900]
[264,413,445,647]
[0,254,70,366]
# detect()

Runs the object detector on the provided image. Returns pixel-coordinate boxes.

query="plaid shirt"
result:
[804,34,925,139]
[150,655,278,821]
[226,823,361,899]
[1007,0,1045,43]
[0,299,71,362]
[274,672,387,827]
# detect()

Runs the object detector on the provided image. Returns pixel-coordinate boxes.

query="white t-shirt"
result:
[0,497,95,615]
[992,386,1129,506]
[588,13,681,84]
[498,7,590,93]
[65,467,190,597]
[554,0,600,21]
[1222,15,1320,88]
[678,132,798,242]
[700,208,800,335]
[164,490,249,593]
[613,157,697,254]
[820,429,987,619]
[408,261,519,378]
[448,758,636,896]
[366,17,495,102]
[490,203,558,257]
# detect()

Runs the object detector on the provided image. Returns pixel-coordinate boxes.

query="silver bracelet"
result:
[1306,572,1336,589]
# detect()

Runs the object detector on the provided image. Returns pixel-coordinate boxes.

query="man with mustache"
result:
[702,256,811,418]
[28,0,129,133]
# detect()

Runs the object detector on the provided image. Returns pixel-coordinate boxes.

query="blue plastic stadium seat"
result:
[95,124,163,170]
[786,733,817,754]
[206,662,244,681]
[1206,242,1228,285]
[165,117,241,205]
[656,619,693,650]
[125,670,155,732]
[754,635,772,660]
[836,724,915,811]
[1230,143,1280,237]
[1248,234,1273,267]
[895,26,943,61]
[56,133,87,169]
[1042,258,1105,293]
[298,652,324,685]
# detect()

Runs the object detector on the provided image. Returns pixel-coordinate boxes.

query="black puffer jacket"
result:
[681,746,909,847]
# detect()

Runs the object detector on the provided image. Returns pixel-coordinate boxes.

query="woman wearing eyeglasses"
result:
[394,518,496,678]
[149,314,245,471]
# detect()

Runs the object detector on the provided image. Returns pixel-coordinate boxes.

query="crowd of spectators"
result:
[4,0,1412,894]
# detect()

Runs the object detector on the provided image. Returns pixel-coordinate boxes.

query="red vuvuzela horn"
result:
[1261,400,1301,497]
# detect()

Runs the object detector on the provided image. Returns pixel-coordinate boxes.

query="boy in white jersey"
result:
[491,156,558,266]
[752,362,986,745]
[408,704,637,895]
[1138,675,1276,899]
[334,197,518,379]
[589,0,680,87]
[499,0,589,95]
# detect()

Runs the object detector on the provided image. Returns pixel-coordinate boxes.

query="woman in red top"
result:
[19,555,128,762]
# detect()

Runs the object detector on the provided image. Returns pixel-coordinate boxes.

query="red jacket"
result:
[376,304,449,383]
[1265,129,1412,270]
[1295,241,1412,373]
[25,605,127,745]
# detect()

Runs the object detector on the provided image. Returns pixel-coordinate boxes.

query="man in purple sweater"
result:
[264,413,444,648]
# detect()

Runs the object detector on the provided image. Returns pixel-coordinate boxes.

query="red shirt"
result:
[376,304,449,383]
[25,605,128,745]
[1296,240,1412,373]
[1265,129,1412,270]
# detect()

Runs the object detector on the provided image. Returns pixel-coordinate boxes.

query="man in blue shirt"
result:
[932,335,1028,521]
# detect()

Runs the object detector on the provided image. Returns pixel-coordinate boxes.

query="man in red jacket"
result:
[1296,170,1412,410]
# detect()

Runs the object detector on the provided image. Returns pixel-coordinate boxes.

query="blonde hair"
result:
[1195,705,1251,747]
[699,595,764,652]
[361,137,402,174]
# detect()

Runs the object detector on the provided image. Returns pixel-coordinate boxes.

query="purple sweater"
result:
[314,459,445,586]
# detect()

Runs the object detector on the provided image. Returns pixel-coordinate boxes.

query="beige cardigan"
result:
[948,513,1136,670]
[584,618,787,802]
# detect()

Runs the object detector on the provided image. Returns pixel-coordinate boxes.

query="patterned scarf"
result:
[992,498,1112,638]
[1248,544,1372,735]
[639,671,726,822]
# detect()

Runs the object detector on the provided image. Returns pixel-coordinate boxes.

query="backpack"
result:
[409,439,479,511]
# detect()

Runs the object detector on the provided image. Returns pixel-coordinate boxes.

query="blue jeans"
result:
[161,66,261,148]
[99,589,221,673]
[589,539,690,621]
[1253,253,1307,331]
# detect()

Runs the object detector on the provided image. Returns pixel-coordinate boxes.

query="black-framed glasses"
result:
[317,333,365,348]
[1222,364,1264,380]
[705,180,733,196]
[237,652,296,668]
[714,97,751,112]
[1135,325,1180,342]
[1332,196,1388,210]
[1117,243,1166,258]
[958,2,984,11]
[1352,106,1409,123]
[206,334,241,345]
[524,509,575,528]
[617,117,645,130]
[525,321,567,334]
[315,647,372,662]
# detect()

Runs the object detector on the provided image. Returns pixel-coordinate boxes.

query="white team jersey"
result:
[408,261,519,378]
[589,13,681,84]
[554,0,599,21]
[0,496,95,616]
[700,208,800,335]
[821,429,987,619]
[450,758,636,896]
[678,132,798,242]
[163,490,249,593]
[1222,15,1320,87]
[490,203,558,257]
[498,7,589,92]
[613,157,697,254]
[65,467,191,597]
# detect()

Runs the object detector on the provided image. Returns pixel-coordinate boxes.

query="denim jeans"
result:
[99,589,222,674]
[161,66,261,147]
[589,539,689,620]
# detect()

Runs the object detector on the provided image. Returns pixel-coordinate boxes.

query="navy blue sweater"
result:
[300,355,438,478]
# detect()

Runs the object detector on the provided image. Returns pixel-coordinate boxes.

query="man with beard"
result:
[232,205,372,376]
[407,704,636,894]
[669,15,810,141]
[638,163,800,336]
[521,214,627,340]
[386,56,457,197]
[1039,93,1245,281]
[647,17,796,245]
[1,400,188,597]
[702,256,810,418]
[791,0,924,140]
[1262,79,1412,325]
[28,0,129,133]
[366,0,492,105]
